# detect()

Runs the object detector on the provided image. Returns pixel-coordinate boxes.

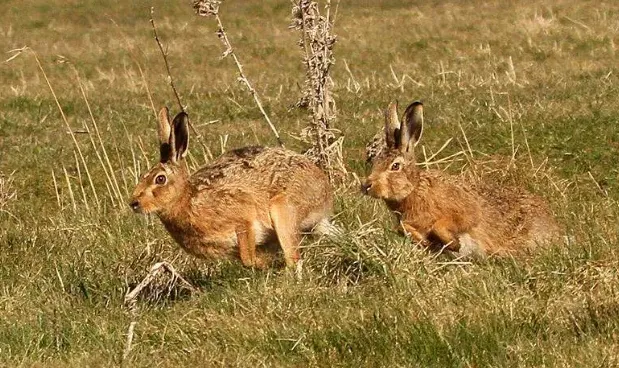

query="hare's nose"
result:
[361,181,372,194]
[129,200,140,212]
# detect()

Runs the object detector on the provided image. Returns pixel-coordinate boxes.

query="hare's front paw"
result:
[400,222,431,247]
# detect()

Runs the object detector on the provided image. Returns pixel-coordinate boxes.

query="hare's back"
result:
[474,182,560,249]
[191,146,328,193]
[190,146,278,189]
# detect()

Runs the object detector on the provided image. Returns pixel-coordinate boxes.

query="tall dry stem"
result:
[192,0,284,147]
[70,64,123,208]
[150,8,214,162]
[30,49,100,210]
[291,0,345,181]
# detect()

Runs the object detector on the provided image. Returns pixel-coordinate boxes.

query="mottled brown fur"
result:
[362,101,560,256]
[130,108,333,268]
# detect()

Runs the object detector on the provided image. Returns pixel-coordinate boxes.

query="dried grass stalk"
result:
[151,8,214,162]
[122,321,137,362]
[193,0,284,147]
[0,171,17,217]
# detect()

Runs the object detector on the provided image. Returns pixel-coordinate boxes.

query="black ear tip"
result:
[404,100,424,116]
[173,111,189,122]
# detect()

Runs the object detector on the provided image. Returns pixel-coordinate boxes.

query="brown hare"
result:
[130,107,333,268]
[362,101,560,257]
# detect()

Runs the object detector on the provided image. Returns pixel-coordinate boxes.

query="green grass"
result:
[1,0,619,366]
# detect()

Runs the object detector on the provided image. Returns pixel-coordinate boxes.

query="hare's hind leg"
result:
[269,195,301,268]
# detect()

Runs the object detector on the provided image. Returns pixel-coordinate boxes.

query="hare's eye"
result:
[155,174,167,185]
[390,162,401,171]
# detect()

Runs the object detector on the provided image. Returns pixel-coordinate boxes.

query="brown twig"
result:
[193,0,284,147]
[150,8,214,159]
[109,18,158,118]
[150,8,183,111]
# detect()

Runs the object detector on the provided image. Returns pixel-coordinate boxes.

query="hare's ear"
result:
[384,101,401,149]
[158,107,175,162]
[171,112,189,160]
[400,101,423,155]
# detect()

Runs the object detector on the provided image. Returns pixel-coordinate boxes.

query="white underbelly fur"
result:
[253,220,273,245]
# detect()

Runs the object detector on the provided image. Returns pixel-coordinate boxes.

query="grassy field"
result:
[1,0,619,366]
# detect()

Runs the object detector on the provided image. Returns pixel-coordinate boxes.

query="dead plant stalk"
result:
[291,0,344,180]
[150,8,215,161]
[31,49,100,210]
[192,1,284,147]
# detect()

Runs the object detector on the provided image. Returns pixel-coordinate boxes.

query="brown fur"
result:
[362,101,560,256]
[130,108,333,268]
